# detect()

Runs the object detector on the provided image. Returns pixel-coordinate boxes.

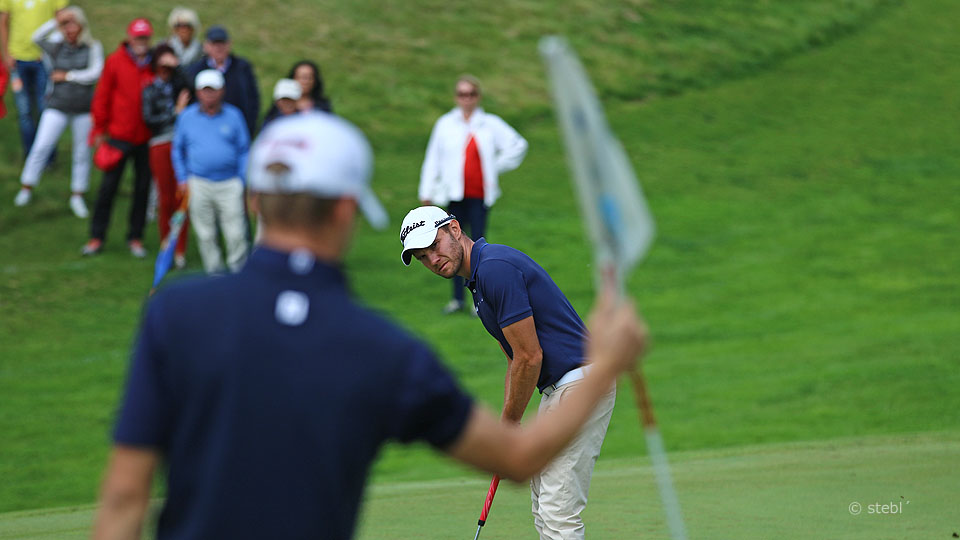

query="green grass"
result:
[2,432,958,538]
[1,0,958,536]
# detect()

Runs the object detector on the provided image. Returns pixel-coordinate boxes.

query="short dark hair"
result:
[257,193,339,229]
[151,44,177,72]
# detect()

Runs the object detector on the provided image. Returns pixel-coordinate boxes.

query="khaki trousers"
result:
[187,176,248,273]
[531,381,616,540]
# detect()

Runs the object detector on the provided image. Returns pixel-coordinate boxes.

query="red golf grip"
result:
[477,475,501,526]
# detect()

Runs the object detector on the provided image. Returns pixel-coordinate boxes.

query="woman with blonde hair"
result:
[13,6,103,217]
[164,7,202,65]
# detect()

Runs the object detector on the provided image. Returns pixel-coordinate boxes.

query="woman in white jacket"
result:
[13,7,102,217]
[419,75,528,314]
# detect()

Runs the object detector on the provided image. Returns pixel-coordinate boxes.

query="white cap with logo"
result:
[195,69,224,90]
[247,112,388,229]
[399,205,456,265]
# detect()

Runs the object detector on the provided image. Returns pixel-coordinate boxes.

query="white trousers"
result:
[20,108,92,193]
[187,176,248,274]
[531,381,616,540]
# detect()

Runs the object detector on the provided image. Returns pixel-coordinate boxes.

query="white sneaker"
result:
[69,195,89,218]
[14,188,31,207]
[174,254,187,269]
[442,299,464,315]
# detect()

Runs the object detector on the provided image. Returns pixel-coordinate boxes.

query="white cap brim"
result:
[401,227,441,265]
[357,186,388,230]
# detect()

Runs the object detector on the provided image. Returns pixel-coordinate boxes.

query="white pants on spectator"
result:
[20,109,92,193]
[531,381,616,540]
[187,176,248,274]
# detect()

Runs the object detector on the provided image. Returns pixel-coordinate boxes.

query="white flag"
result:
[539,36,655,293]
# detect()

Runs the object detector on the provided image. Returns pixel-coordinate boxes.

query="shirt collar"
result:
[244,245,348,289]
[206,55,232,73]
[466,237,488,289]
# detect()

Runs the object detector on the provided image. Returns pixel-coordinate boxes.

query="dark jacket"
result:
[142,68,189,142]
[186,54,260,136]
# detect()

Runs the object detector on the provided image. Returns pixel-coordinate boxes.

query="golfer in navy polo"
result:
[401,206,618,540]
[92,113,648,540]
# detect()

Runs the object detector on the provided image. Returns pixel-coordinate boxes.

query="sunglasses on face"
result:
[456,91,478,98]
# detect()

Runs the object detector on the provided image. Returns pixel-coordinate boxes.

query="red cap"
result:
[127,18,153,38]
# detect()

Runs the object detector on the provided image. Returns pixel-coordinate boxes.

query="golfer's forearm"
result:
[502,353,540,423]
[91,495,148,540]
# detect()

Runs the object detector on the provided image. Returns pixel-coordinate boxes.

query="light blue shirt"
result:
[172,102,250,184]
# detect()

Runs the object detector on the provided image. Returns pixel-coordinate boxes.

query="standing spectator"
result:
[163,7,201,66]
[264,60,331,122]
[13,8,102,217]
[185,25,259,136]
[90,112,648,540]
[172,69,249,273]
[419,74,528,314]
[142,44,191,269]
[81,18,155,257]
[0,0,66,159]
[260,78,300,128]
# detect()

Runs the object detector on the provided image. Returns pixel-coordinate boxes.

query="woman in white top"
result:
[14,6,102,217]
[418,74,528,314]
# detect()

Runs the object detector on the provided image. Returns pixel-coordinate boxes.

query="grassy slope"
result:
[1,0,957,521]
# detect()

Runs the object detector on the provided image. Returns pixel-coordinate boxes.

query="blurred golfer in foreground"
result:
[92,113,647,539]
[401,206,613,539]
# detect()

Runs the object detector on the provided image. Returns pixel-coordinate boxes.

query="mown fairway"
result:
[1,0,958,537]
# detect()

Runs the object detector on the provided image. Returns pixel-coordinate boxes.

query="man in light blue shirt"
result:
[173,69,249,273]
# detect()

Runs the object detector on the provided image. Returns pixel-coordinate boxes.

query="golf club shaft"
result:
[472,475,500,540]
[629,370,687,540]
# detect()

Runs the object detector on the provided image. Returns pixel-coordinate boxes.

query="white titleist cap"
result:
[273,78,301,101]
[195,69,224,90]
[248,112,388,229]
[399,206,456,265]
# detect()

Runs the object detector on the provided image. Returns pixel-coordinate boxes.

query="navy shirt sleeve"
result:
[480,259,533,329]
[113,298,172,448]
[390,343,473,450]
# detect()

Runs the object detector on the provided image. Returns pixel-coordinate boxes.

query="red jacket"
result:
[90,42,154,145]
[0,61,8,119]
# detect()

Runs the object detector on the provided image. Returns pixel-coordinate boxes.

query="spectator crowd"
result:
[2,5,336,271]
[3,4,527,296]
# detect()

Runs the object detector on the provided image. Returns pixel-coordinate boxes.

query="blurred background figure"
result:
[185,25,259,136]
[173,69,250,273]
[163,6,201,66]
[82,17,155,258]
[261,77,300,128]
[0,51,7,119]
[288,59,331,113]
[13,7,102,217]
[418,74,528,314]
[0,0,66,160]
[143,43,191,269]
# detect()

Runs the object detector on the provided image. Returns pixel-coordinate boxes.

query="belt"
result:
[542,366,588,397]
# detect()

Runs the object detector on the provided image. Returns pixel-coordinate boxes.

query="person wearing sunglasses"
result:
[142,43,191,269]
[419,74,528,315]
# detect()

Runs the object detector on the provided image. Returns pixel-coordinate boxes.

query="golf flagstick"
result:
[472,475,500,540]
[540,36,688,540]
[150,193,190,295]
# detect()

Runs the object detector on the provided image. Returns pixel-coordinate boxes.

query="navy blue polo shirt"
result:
[465,238,586,392]
[114,247,473,540]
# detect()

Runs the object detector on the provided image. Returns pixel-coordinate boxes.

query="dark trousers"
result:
[448,198,488,303]
[90,143,151,242]
[12,60,48,156]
